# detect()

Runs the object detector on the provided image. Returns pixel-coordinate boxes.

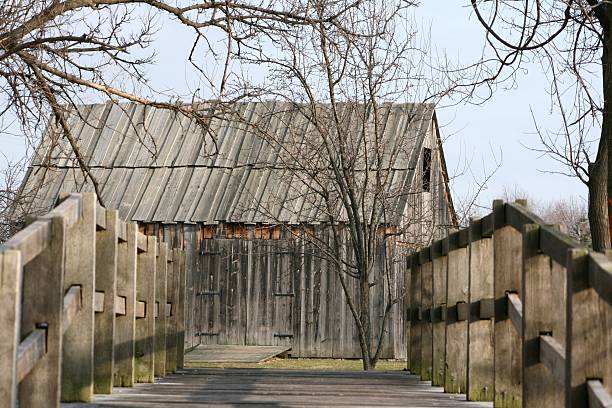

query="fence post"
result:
[177,249,187,368]
[19,215,66,407]
[93,208,119,393]
[522,223,567,407]
[114,222,137,387]
[165,249,178,373]
[467,218,494,401]
[405,253,412,370]
[444,229,469,394]
[0,250,21,407]
[155,242,168,377]
[431,239,447,387]
[135,235,157,382]
[409,253,422,375]
[61,192,96,402]
[567,249,611,406]
[420,248,433,381]
[493,200,522,407]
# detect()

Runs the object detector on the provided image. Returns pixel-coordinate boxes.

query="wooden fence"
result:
[406,199,612,407]
[0,192,187,407]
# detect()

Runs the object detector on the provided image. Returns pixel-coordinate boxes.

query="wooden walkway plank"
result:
[62,368,492,408]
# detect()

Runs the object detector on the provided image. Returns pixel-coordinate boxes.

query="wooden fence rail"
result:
[0,192,187,407]
[406,199,612,408]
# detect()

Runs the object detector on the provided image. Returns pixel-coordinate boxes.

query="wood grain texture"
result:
[154,243,168,377]
[19,215,65,408]
[432,255,447,386]
[135,236,157,383]
[93,209,118,394]
[467,235,494,402]
[114,223,137,387]
[62,368,492,408]
[0,250,21,407]
[445,247,469,395]
[493,220,522,408]
[522,224,567,408]
[421,260,433,381]
[61,192,96,403]
[568,249,612,406]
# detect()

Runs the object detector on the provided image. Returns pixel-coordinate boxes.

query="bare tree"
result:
[469,0,611,250]
[225,0,461,369]
[0,0,349,207]
[501,184,590,244]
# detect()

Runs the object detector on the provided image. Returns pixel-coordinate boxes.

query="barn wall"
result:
[190,225,407,359]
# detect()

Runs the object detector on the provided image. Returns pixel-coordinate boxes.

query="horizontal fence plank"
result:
[505,202,545,233]
[539,226,581,268]
[1,219,51,265]
[507,293,523,337]
[137,233,148,253]
[589,252,612,305]
[96,203,106,230]
[42,195,81,229]
[62,286,82,334]
[94,291,105,313]
[136,301,146,319]
[587,380,612,408]
[539,335,566,385]
[115,296,126,316]
[17,329,46,382]
[118,221,127,243]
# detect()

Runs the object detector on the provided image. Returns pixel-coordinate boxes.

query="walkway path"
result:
[64,368,492,407]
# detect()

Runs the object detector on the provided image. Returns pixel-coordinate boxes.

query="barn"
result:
[16,101,456,359]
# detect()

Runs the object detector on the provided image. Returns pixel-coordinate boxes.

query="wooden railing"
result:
[0,192,187,407]
[406,200,612,408]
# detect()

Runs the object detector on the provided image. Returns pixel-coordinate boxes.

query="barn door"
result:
[272,240,294,348]
[199,239,222,344]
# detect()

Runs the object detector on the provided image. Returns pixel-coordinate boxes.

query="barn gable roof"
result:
[18,101,438,225]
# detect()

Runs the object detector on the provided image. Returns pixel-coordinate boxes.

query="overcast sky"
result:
[0,2,590,210]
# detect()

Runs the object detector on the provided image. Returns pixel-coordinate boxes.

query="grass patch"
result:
[185,358,407,371]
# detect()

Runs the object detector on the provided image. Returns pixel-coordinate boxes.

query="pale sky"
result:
[0,3,590,210]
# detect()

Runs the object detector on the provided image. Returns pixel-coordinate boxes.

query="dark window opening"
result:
[422,148,432,192]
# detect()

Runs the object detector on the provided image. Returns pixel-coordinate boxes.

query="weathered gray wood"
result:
[409,255,422,375]
[165,251,178,373]
[506,294,523,337]
[1,219,51,265]
[420,259,433,381]
[588,252,612,306]
[539,335,566,385]
[405,254,412,370]
[445,246,469,395]
[154,243,168,377]
[61,192,96,402]
[94,292,104,312]
[467,222,494,402]
[63,368,493,408]
[0,250,21,407]
[492,200,522,408]
[19,215,65,408]
[567,249,612,406]
[113,223,137,387]
[431,254,447,387]
[184,344,291,363]
[522,223,567,407]
[62,286,82,333]
[93,209,119,394]
[135,235,157,382]
[587,380,612,408]
[176,249,186,368]
[115,296,126,315]
[17,328,46,382]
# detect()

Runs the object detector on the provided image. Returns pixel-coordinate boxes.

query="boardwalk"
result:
[64,368,491,407]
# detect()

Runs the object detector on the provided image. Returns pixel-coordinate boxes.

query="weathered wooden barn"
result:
[17,101,456,359]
